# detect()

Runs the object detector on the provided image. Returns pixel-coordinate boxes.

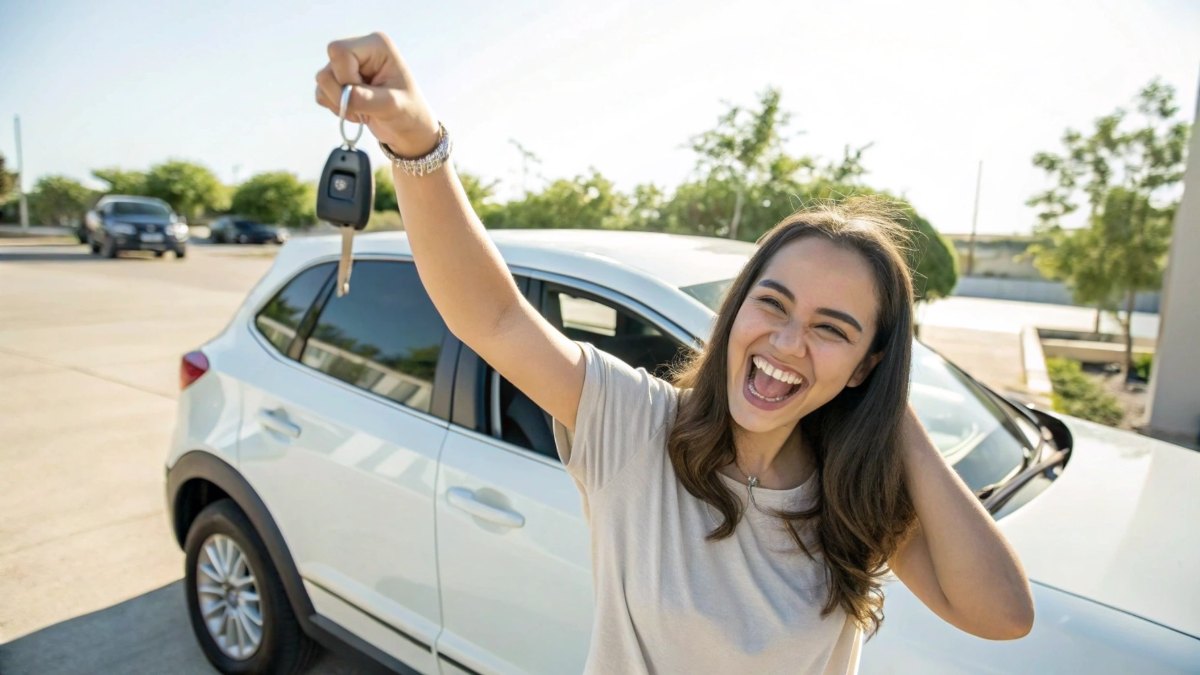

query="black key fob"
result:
[317,146,374,230]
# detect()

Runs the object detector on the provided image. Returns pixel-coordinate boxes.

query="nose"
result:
[769,318,808,358]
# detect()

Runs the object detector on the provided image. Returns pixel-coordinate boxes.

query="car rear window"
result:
[300,260,448,413]
[255,263,333,353]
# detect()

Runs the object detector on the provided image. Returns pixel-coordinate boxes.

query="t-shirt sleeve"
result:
[552,342,677,497]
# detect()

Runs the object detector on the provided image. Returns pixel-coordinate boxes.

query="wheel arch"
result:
[167,451,315,623]
[167,450,421,673]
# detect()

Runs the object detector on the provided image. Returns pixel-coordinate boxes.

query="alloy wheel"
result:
[195,533,264,660]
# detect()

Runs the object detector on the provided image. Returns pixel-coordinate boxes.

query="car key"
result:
[317,85,375,297]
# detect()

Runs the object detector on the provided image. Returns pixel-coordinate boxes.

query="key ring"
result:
[338,84,365,150]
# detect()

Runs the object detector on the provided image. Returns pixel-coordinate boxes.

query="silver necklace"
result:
[733,459,760,509]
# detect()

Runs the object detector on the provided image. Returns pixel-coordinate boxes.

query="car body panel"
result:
[232,315,445,672]
[433,425,592,675]
[995,416,1200,638]
[863,579,1200,674]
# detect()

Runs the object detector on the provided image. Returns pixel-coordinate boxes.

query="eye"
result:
[818,324,848,340]
[755,296,785,312]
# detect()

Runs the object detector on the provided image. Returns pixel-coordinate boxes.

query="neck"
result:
[730,422,813,489]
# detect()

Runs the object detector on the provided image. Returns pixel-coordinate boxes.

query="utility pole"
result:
[14,115,29,228]
[966,160,982,276]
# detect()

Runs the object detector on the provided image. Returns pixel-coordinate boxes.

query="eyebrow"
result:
[756,279,864,333]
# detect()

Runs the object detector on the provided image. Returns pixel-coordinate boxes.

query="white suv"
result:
[167,229,1200,674]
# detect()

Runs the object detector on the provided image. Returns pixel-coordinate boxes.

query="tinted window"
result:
[490,287,687,458]
[301,261,447,412]
[111,201,171,217]
[545,286,684,378]
[255,263,333,353]
[680,278,736,312]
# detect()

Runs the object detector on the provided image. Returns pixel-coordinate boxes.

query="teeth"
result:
[752,356,803,386]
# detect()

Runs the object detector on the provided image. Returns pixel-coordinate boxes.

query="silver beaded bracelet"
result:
[379,122,452,177]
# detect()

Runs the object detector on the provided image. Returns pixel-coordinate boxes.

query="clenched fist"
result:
[314,32,440,158]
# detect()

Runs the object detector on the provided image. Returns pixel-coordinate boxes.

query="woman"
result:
[314,32,1034,674]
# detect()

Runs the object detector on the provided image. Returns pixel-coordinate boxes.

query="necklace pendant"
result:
[748,476,759,489]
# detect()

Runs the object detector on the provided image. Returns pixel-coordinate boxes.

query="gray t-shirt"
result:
[553,342,862,674]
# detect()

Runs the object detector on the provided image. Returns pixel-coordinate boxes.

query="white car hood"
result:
[998,416,1200,638]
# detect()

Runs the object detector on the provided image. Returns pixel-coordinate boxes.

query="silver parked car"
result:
[168,229,1200,674]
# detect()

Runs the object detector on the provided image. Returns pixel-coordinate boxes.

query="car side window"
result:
[544,286,684,377]
[488,285,688,459]
[255,263,333,354]
[300,260,448,413]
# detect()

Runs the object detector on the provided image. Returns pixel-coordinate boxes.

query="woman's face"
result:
[726,236,883,436]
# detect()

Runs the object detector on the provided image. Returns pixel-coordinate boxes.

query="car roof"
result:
[97,195,171,206]
[255,229,756,340]
[276,229,754,287]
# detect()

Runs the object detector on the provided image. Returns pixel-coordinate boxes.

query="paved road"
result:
[0,243,357,673]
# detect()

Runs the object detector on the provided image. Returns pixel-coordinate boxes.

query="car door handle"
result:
[257,409,301,439]
[446,487,525,529]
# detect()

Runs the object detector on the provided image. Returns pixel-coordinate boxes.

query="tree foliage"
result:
[0,153,17,200]
[28,175,96,227]
[1028,79,1189,377]
[373,167,399,213]
[486,168,627,230]
[144,160,226,220]
[92,167,148,195]
[231,171,312,226]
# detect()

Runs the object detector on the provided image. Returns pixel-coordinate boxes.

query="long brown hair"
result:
[667,196,917,636]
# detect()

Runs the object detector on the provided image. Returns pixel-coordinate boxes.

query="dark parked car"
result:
[82,195,189,259]
[210,217,289,244]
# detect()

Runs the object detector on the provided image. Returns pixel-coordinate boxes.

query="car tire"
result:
[155,250,166,258]
[236,234,249,245]
[102,237,117,259]
[176,247,187,260]
[184,500,317,675]
[90,240,100,255]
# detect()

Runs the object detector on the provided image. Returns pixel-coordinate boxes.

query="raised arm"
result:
[314,32,585,432]
[887,405,1035,639]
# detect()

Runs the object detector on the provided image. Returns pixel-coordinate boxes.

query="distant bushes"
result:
[1045,358,1124,426]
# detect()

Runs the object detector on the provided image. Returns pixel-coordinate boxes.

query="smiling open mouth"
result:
[747,356,805,404]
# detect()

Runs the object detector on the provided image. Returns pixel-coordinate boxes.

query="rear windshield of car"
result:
[111,201,170,217]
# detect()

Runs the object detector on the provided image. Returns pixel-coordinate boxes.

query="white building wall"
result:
[1146,76,1200,447]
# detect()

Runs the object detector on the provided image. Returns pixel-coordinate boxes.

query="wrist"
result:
[379,123,441,159]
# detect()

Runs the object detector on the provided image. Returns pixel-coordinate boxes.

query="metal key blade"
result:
[336,226,354,297]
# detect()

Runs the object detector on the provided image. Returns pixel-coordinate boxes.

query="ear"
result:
[848,351,883,388]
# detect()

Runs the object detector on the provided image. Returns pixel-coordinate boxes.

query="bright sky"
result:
[1,0,1196,235]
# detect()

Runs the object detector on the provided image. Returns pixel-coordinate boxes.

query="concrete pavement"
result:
[0,243,356,673]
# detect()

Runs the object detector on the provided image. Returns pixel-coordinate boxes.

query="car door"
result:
[432,276,692,675]
[236,258,455,673]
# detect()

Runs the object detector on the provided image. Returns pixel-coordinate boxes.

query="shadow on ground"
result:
[0,580,361,674]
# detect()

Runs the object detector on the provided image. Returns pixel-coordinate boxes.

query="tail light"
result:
[181,351,210,390]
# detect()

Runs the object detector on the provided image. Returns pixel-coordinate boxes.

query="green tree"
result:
[688,87,807,239]
[28,175,96,227]
[802,180,958,301]
[373,166,399,212]
[627,183,668,232]
[92,167,147,195]
[231,171,311,226]
[459,170,500,222]
[487,168,628,231]
[0,152,17,200]
[1028,79,1189,377]
[144,160,226,220]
